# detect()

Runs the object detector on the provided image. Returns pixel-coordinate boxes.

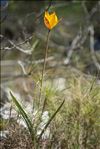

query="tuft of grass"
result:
[47,76,100,148]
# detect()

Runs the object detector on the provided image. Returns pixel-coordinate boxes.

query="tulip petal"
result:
[44,11,59,30]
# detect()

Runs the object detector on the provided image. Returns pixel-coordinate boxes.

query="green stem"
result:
[39,30,50,105]
[36,30,50,148]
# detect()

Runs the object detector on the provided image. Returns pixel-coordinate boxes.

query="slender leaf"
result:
[38,99,65,141]
[10,91,34,141]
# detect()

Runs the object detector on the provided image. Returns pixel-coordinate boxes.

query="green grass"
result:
[46,76,100,148]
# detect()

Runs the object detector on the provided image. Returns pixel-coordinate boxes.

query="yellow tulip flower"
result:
[44,11,59,30]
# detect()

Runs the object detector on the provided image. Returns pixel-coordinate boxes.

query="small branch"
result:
[2,39,38,55]
[82,0,100,21]
[89,1,100,19]
[64,27,82,65]
[18,61,27,75]
[64,1,100,65]
[0,56,54,66]
[12,35,33,47]
[89,25,100,71]
[1,34,39,55]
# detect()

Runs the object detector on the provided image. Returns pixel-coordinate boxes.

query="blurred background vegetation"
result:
[1,0,100,70]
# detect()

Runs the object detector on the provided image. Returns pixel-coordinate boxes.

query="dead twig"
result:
[89,25,100,71]
[64,1,100,65]
[1,39,38,55]
[64,27,82,65]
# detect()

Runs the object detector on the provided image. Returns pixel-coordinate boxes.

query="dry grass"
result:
[1,71,100,149]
